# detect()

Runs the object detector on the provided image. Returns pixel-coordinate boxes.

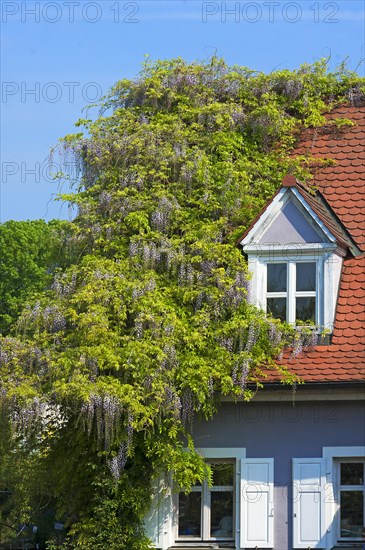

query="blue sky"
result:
[1,0,364,221]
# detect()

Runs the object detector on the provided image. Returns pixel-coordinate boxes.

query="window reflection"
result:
[212,463,234,486]
[341,463,364,485]
[267,264,287,292]
[296,297,316,323]
[178,492,201,537]
[211,492,233,538]
[296,262,316,291]
[340,491,363,538]
[267,297,286,322]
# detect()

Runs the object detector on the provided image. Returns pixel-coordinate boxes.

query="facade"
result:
[146,104,365,549]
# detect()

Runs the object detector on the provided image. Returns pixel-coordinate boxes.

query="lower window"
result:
[177,461,234,541]
[338,460,365,540]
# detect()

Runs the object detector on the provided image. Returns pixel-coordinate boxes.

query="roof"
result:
[253,104,365,384]
[294,104,365,250]
[294,183,360,256]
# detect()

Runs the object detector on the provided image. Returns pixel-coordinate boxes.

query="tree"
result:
[0,220,72,335]
[0,57,363,549]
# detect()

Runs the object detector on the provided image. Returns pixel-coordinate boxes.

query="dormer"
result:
[238,175,360,334]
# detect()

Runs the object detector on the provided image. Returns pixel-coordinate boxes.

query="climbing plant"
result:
[0,57,363,548]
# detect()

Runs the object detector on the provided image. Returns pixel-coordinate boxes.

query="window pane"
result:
[341,463,364,485]
[340,491,364,538]
[296,262,316,291]
[267,297,286,322]
[210,491,233,538]
[178,492,201,537]
[267,264,287,292]
[212,463,234,486]
[296,297,315,323]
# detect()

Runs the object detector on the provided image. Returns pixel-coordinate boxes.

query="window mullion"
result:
[288,261,296,323]
[317,258,323,326]
[204,483,211,540]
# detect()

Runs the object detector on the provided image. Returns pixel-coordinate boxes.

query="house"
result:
[145,104,365,550]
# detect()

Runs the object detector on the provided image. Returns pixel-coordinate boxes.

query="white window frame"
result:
[336,458,365,541]
[240,187,344,334]
[174,448,245,549]
[265,259,319,325]
[246,247,344,334]
[322,446,365,550]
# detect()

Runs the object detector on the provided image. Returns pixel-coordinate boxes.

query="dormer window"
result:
[237,177,356,334]
[266,261,317,324]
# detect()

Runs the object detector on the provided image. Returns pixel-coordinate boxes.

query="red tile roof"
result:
[294,104,365,251]
[273,104,365,383]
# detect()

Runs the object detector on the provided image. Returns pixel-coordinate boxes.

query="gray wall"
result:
[193,400,365,550]
[259,201,324,244]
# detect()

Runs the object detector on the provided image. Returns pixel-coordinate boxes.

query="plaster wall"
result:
[193,399,365,550]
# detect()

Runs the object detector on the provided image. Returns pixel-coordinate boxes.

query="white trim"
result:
[291,188,337,243]
[197,447,246,460]
[240,188,288,246]
[240,187,337,248]
[322,447,365,550]
[242,243,337,255]
[244,249,342,330]
[176,448,246,549]
[323,446,365,459]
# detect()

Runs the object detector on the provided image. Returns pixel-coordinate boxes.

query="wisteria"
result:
[348,85,365,106]
[150,197,176,233]
[0,348,10,366]
[1,58,358,548]
[108,441,129,481]
[163,72,199,90]
[268,322,282,347]
[81,394,123,449]
[181,389,195,428]
[52,272,77,297]
[98,190,113,212]
[164,386,182,420]
[43,305,67,333]
[290,328,319,359]
[160,344,178,370]
[132,278,156,300]
[231,109,246,129]
[232,358,251,391]
[245,322,260,353]
[178,261,195,286]
[290,336,303,359]
[9,397,49,438]
[219,337,234,352]
[273,78,304,100]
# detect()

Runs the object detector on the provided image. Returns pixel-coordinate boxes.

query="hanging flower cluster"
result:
[1,59,360,544]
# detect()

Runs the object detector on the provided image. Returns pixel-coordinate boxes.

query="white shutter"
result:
[293,458,326,549]
[144,478,174,549]
[144,479,162,548]
[240,458,274,548]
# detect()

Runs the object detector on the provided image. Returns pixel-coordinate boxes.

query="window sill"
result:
[170,543,235,549]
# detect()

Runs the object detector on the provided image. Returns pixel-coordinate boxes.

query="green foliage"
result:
[0,220,73,335]
[0,57,363,548]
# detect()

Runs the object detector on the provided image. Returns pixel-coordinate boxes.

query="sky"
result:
[1,0,364,222]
